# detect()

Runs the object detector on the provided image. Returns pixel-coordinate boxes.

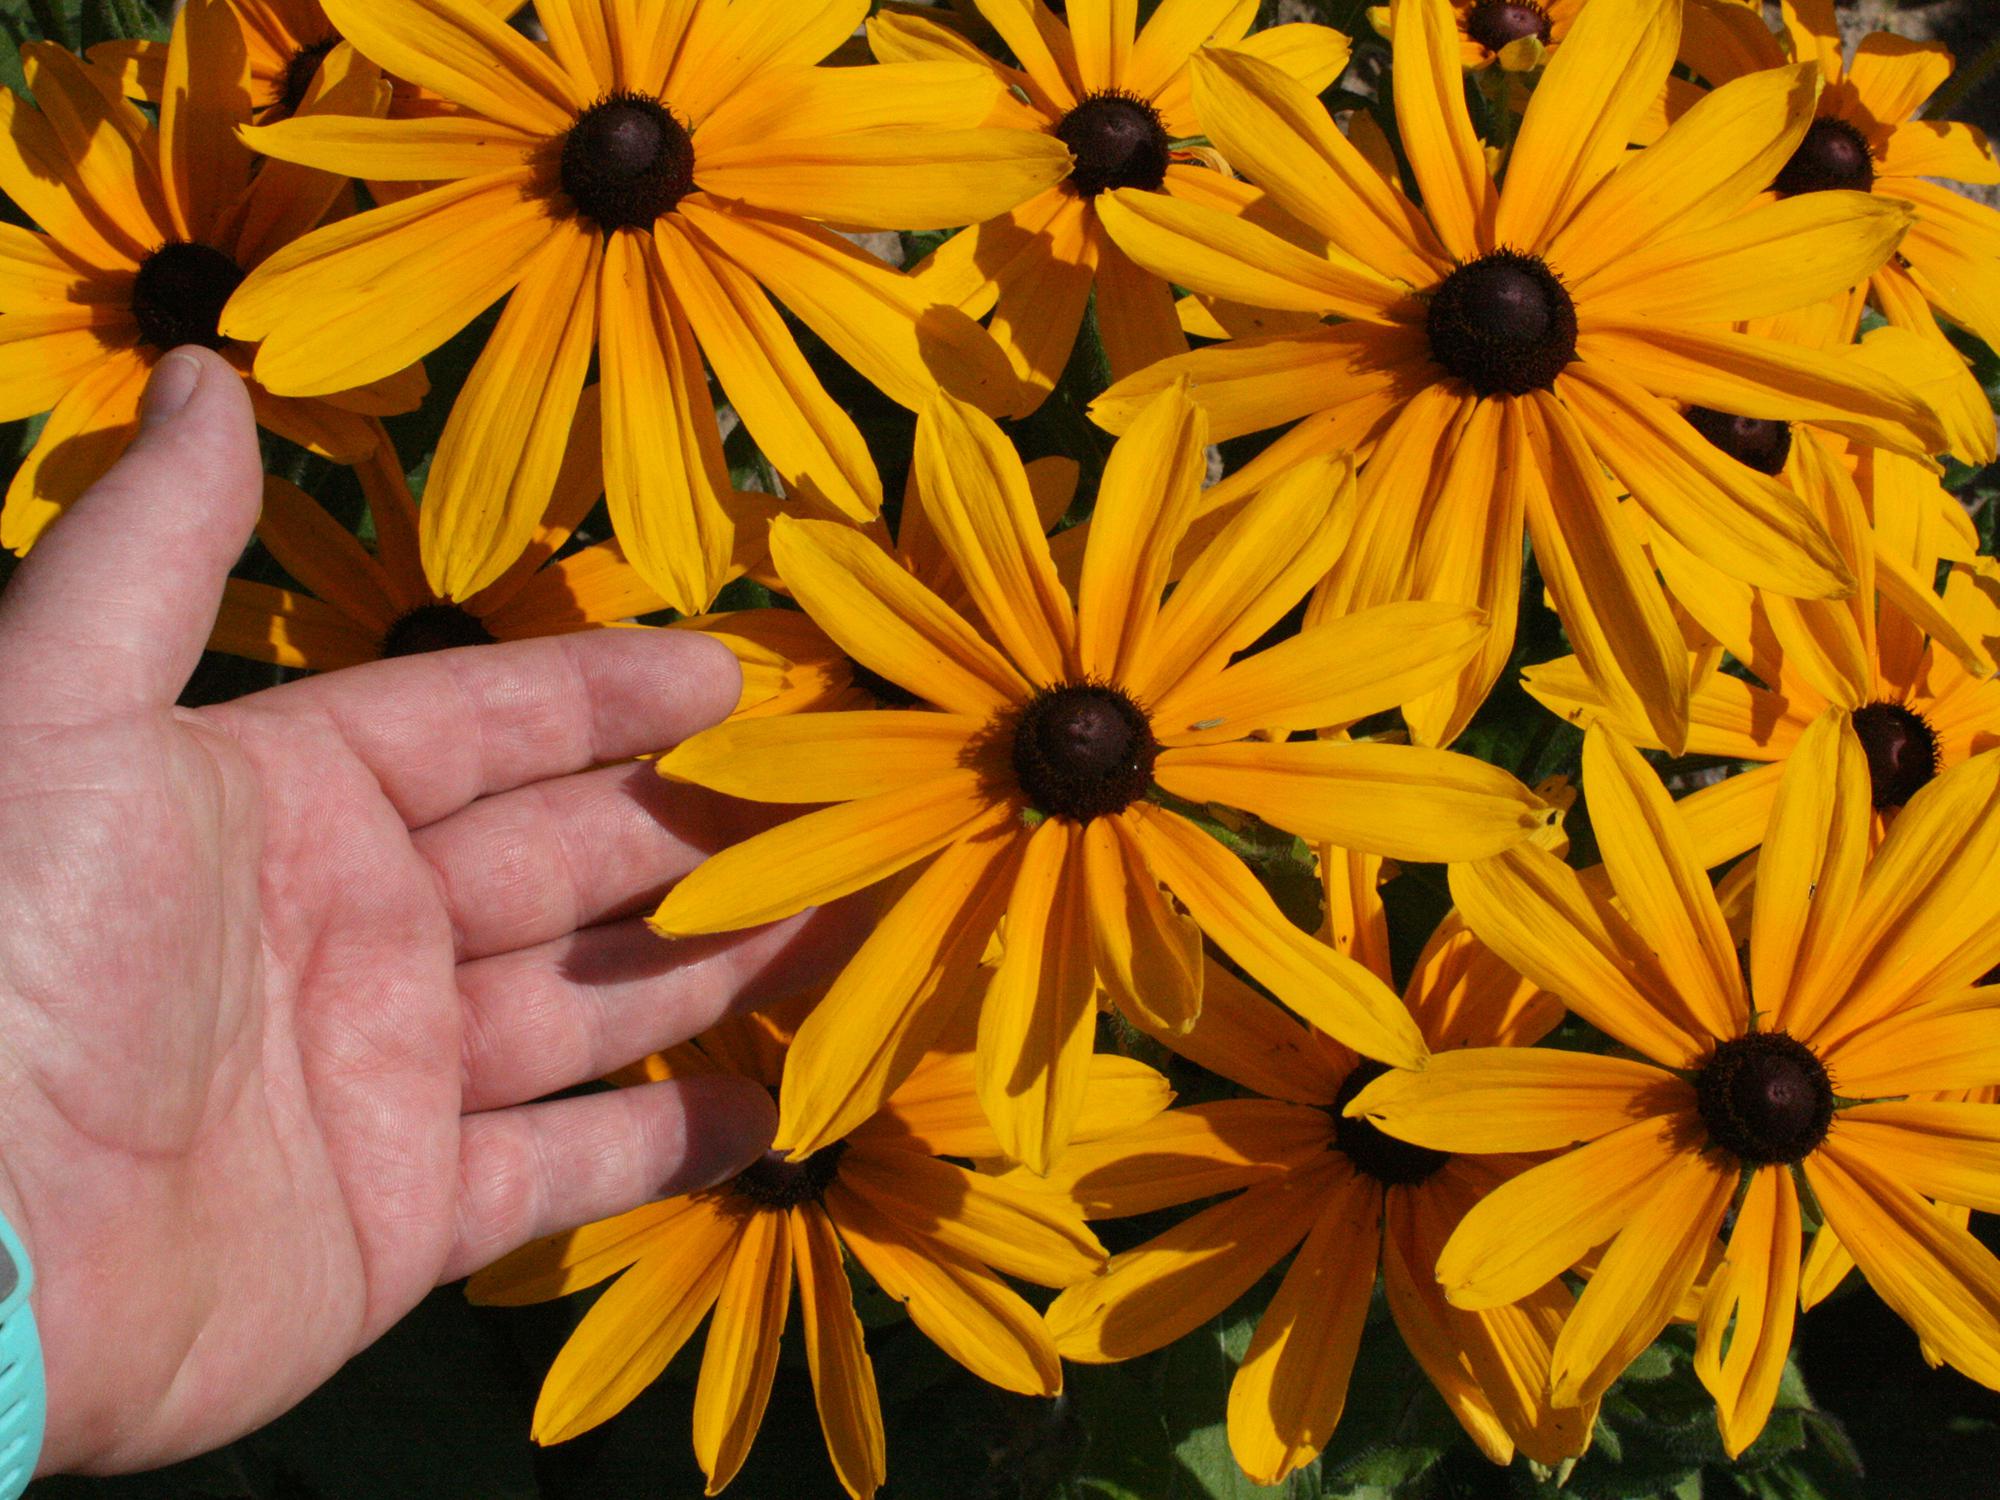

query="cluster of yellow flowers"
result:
[8,0,2000,1492]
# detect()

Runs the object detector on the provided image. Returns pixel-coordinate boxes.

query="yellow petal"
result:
[1345,1047,1689,1153]
[679,197,1025,418]
[914,392,1077,686]
[791,1206,887,1500]
[1082,814,1203,1033]
[1816,988,2000,1099]
[692,1208,791,1494]
[767,515,1028,716]
[670,0,871,123]
[1188,46,1447,286]
[1582,724,1747,1041]
[1389,0,1495,260]
[1,349,147,554]
[1449,842,1711,1068]
[1129,804,1428,1069]
[1493,0,1679,250]
[1095,185,1406,321]
[1693,1166,1801,1457]
[976,820,1098,1174]
[1046,1162,1339,1361]
[421,221,599,602]
[531,1201,738,1443]
[1034,1098,1327,1218]
[1150,601,1487,744]
[827,1183,1062,1394]
[467,1199,693,1306]
[696,127,1072,233]
[1806,1139,2000,1390]
[1075,379,1206,682]
[1547,63,1821,283]
[1125,955,1338,1104]
[839,1144,1105,1284]
[160,0,254,239]
[228,169,551,397]
[238,111,538,180]
[1749,710,1870,1032]
[1225,1168,1381,1485]
[321,0,583,132]
[650,771,1002,936]
[1157,739,1551,862]
[1523,391,1691,754]
[775,818,1022,1157]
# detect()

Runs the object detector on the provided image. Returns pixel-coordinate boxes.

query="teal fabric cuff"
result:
[0,1210,43,1498]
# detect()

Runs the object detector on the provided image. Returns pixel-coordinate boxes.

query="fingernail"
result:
[140,352,203,428]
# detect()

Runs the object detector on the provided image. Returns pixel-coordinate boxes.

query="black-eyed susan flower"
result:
[222,0,1070,614]
[1527,412,1997,860]
[868,0,1350,405]
[1674,0,2000,464]
[210,396,683,669]
[650,382,1554,1173]
[0,6,421,553]
[468,1002,1169,1499]
[1037,824,1595,1482]
[1349,716,2000,1456]
[1089,0,1948,752]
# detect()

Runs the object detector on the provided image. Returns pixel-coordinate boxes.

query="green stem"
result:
[1927,33,2000,122]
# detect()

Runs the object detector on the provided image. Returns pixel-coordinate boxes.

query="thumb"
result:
[0,347,264,725]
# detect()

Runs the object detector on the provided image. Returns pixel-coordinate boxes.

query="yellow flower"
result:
[1089,0,1948,753]
[468,1002,1168,1499]
[1527,424,2000,864]
[0,4,422,553]
[210,394,681,669]
[1674,0,2000,464]
[1039,819,1596,1482]
[1349,716,2000,1456]
[651,382,1554,1173]
[869,0,1351,404]
[222,0,1071,613]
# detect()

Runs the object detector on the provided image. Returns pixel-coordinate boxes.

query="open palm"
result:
[0,352,844,1475]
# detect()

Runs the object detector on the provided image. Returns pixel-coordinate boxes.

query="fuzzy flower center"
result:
[1849,700,1940,809]
[1010,682,1158,821]
[1055,91,1170,198]
[131,242,247,353]
[732,1143,847,1209]
[560,92,695,231]
[1695,1031,1833,1166]
[380,603,497,657]
[1773,117,1875,197]
[1464,0,1551,50]
[278,36,339,117]
[1425,250,1578,396]
[1683,406,1793,476]
[1333,1060,1450,1187]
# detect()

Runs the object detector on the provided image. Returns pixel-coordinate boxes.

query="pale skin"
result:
[0,347,852,1474]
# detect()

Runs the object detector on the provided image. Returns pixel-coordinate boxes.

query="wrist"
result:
[0,1179,44,1494]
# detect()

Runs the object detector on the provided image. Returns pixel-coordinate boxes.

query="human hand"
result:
[0,349,848,1474]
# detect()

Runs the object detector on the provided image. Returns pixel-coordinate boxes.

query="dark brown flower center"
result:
[560,92,695,231]
[847,657,922,709]
[1465,0,1551,50]
[278,36,339,117]
[1425,250,1577,396]
[1695,1031,1833,1166]
[380,603,497,657]
[1849,701,1939,809]
[1010,682,1157,821]
[1773,117,1875,197]
[131,242,247,352]
[732,1143,847,1209]
[1054,91,1170,198]
[1333,1060,1450,1187]
[1683,406,1793,476]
